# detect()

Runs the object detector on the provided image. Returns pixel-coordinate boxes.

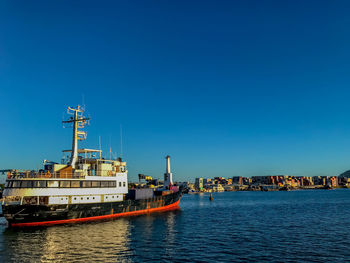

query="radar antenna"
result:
[62,105,90,169]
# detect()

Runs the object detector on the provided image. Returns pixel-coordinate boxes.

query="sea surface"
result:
[1,189,350,262]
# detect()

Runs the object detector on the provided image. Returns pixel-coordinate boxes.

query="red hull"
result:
[11,199,181,227]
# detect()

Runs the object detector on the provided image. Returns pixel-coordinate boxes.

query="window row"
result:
[5,180,126,188]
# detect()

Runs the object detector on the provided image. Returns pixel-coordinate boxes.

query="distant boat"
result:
[209,193,214,201]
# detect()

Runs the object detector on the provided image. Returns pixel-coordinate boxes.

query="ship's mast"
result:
[62,106,90,169]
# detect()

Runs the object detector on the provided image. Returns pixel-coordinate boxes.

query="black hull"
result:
[2,191,182,227]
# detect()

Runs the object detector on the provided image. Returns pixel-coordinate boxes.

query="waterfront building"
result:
[203,178,212,186]
[252,176,269,185]
[312,176,331,186]
[195,178,203,191]
[299,177,313,186]
[330,176,338,187]
[338,176,350,186]
[243,177,252,185]
[285,176,300,188]
[211,184,224,192]
[232,176,243,185]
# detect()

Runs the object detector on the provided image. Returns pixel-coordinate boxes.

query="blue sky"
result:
[1,1,350,182]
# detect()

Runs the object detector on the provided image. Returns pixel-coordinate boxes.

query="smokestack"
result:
[166,155,171,173]
[164,155,173,189]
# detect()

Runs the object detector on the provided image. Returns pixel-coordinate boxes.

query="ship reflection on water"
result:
[0,209,181,262]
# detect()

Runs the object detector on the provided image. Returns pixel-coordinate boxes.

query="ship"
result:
[1,105,182,227]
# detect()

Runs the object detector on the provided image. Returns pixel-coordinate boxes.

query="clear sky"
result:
[1,1,350,182]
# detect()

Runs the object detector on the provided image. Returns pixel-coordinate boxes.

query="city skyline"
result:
[2,1,350,182]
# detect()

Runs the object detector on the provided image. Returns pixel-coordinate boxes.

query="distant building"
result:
[312,176,331,186]
[338,176,350,186]
[252,176,269,185]
[330,176,338,187]
[210,184,224,192]
[242,177,252,185]
[203,178,211,186]
[195,178,203,191]
[232,176,243,184]
[299,177,313,186]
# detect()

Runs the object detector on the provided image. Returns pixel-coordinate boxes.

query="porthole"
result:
[81,197,83,200]
[93,197,95,200]
[74,197,76,200]
[87,197,89,200]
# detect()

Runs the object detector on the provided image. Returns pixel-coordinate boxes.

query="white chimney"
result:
[164,155,173,188]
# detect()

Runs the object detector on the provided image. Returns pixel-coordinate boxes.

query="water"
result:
[1,190,350,262]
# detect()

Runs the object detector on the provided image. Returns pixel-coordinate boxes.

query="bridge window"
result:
[12,181,22,188]
[60,181,71,188]
[109,181,116,187]
[39,196,49,205]
[23,196,38,205]
[91,181,100,188]
[34,181,47,188]
[21,181,33,188]
[47,181,59,188]
[101,181,109,188]
[82,181,92,188]
[71,181,80,188]
[5,181,13,188]
[6,180,120,189]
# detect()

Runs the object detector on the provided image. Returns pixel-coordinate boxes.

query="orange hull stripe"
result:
[10,199,181,227]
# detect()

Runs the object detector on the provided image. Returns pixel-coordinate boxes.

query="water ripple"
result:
[1,190,350,262]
